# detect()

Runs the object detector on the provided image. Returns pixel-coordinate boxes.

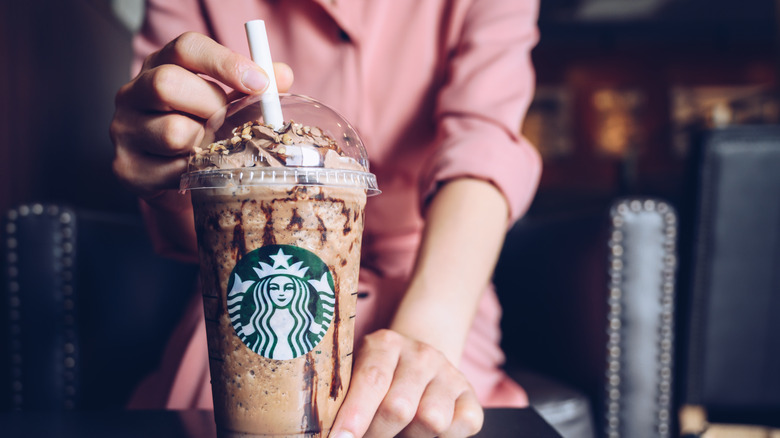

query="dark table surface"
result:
[0,408,562,437]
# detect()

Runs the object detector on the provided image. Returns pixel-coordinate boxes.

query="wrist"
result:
[389,284,474,364]
[142,189,192,213]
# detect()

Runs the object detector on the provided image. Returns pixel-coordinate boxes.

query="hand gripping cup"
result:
[180,93,379,437]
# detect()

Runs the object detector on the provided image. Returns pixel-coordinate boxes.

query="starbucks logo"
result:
[227,245,335,360]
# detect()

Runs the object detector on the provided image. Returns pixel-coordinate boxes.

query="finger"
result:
[329,330,402,438]
[111,109,205,157]
[397,371,462,438]
[225,62,293,102]
[273,62,294,93]
[364,344,442,437]
[113,144,190,197]
[144,32,269,94]
[118,64,229,119]
[439,392,484,438]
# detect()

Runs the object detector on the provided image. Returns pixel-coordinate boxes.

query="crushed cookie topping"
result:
[198,120,342,158]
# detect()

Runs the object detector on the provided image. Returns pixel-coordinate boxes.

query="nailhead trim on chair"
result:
[5,203,78,410]
[58,206,78,410]
[5,207,22,410]
[606,199,677,438]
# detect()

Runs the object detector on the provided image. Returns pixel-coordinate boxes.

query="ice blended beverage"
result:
[180,94,379,437]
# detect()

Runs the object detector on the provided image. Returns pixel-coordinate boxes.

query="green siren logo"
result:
[227,245,335,360]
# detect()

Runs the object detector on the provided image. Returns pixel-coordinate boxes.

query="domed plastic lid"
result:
[180,93,379,195]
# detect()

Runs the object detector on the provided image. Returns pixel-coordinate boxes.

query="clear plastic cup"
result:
[180,94,378,437]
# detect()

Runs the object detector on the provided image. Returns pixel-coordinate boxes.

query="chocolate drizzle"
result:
[261,202,276,246]
[316,214,327,245]
[302,354,320,432]
[232,210,246,261]
[341,203,352,235]
[329,267,343,400]
[201,212,225,316]
[287,207,304,230]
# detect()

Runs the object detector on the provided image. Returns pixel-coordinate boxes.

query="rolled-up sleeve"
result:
[420,0,542,223]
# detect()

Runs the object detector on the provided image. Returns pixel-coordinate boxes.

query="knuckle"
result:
[111,153,126,179]
[365,329,402,348]
[169,32,200,58]
[460,404,485,435]
[379,396,416,425]
[111,149,135,186]
[358,364,392,389]
[108,118,122,145]
[412,340,441,362]
[140,54,155,72]
[149,32,206,71]
[219,52,244,78]
[160,116,199,152]
[148,65,180,103]
[415,406,450,435]
[113,82,133,107]
[109,119,135,172]
[156,31,204,68]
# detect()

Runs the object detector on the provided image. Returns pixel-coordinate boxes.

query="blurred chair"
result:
[495,198,678,438]
[679,126,780,428]
[1,204,198,411]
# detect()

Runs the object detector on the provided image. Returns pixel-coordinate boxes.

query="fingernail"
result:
[330,431,354,438]
[241,68,269,92]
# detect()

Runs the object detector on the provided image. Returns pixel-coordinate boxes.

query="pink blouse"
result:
[130,0,542,409]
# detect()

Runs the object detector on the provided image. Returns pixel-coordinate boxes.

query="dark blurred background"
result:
[0,0,141,217]
[528,0,777,215]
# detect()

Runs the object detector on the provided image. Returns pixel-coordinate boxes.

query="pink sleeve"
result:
[132,0,211,74]
[421,0,542,223]
[131,0,210,261]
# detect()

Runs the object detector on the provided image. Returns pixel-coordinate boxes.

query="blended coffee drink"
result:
[181,94,379,437]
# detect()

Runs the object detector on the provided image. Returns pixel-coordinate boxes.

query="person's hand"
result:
[330,330,484,438]
[110,32,294,205]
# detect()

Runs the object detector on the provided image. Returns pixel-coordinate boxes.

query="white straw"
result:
[245,20,284,131]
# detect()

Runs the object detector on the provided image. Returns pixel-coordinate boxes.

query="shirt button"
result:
[338,28,351,43]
